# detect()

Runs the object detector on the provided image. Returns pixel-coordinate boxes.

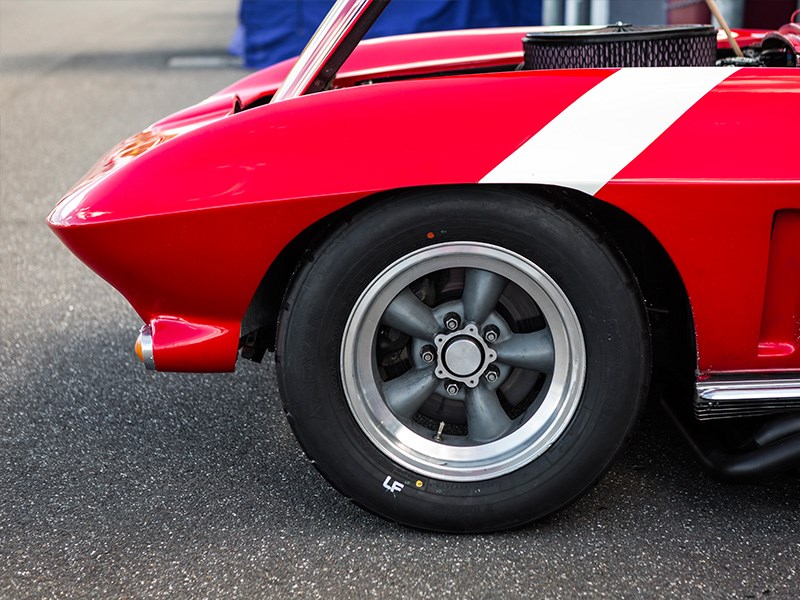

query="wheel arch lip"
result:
[238,181,695,373]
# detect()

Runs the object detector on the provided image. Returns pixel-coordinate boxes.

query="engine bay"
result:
[522,21,800,70]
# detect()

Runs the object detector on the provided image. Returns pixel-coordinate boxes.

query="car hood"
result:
[153,24,771,131]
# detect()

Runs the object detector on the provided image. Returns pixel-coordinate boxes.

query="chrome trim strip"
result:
[140,324,156,371]
[696,379,800,401]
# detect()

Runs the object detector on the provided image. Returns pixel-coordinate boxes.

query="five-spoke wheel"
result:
[341,242,585,480]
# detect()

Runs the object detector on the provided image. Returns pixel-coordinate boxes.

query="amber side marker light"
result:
[135,325,156,371]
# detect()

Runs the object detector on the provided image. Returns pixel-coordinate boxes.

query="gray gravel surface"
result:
[1,1,798,598]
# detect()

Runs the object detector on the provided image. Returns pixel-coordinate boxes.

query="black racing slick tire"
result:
[275,188,650,532]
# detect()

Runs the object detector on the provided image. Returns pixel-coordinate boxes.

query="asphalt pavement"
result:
[1,1,798,598]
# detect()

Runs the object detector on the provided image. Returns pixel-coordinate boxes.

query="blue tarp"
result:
[237,1,542,69]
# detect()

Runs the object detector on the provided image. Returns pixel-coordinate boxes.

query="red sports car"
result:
[48,0,800,532]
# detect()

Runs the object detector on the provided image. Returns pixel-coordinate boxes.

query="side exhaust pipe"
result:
[663,395,800,480]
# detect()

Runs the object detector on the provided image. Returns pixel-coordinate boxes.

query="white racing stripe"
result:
[480,67,739,195]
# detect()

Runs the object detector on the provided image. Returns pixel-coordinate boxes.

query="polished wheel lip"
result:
[340,242,586,482]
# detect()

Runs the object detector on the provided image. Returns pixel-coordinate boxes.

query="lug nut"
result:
[484,367,499,383]
[444,312,461,331]
[420,345,436,363]
[483,325,500,343]
[445,382,460,396]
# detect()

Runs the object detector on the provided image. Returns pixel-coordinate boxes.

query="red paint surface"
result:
[758,210,800,359]
[48,28,800,374]
[48,70,611,371]
[601,69,800,374]
[149,317,240,372]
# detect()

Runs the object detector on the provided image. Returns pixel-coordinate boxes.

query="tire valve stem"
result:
[433,421,446,442]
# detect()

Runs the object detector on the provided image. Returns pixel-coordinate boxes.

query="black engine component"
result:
[717,32,799,67]
[664,395,800,480]
[523,23,717,70]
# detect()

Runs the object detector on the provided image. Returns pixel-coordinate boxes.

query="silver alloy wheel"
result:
[340,242,586,481]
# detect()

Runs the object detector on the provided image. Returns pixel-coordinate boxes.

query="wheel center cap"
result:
[443,337,483,376]
[433,323,497,388]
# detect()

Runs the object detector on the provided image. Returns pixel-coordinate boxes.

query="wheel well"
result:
[524,184,697,387]
[239,190,392,361]
[240,184,697,387]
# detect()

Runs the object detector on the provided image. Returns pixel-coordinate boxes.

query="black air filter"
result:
[523,24,717,70]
